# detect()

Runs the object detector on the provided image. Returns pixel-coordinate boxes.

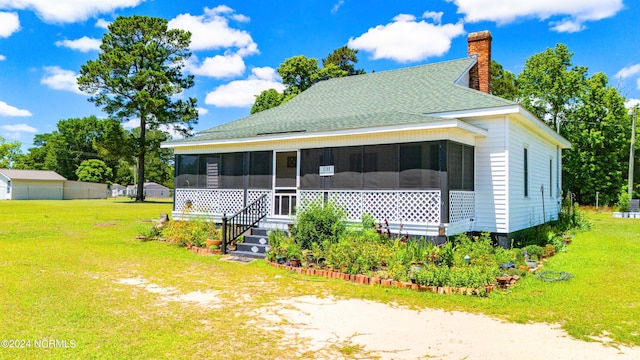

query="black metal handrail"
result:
[221,194,269,254]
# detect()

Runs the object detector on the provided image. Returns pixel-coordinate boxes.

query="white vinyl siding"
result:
[507,115,560,231]
[466,115,508,233]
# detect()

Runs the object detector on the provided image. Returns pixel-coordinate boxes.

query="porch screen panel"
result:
[176,155,198,188]
[300,148,324,189]
[399,143,440,189]
[199,156,221,189]
[449,142,474,191]
[249,151,272,189]
[330,146,362,189]
[363,144,398,189]
[221,153,244,189]
[449,143,463,190]
[463,145,474,190]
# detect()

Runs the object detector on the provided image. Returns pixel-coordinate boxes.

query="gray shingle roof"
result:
[0,169,66,181]
[171,57,515,144]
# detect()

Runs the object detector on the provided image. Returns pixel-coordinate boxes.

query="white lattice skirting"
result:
[299,190,441,224]
[175,189,272,215]
[449,191,475,223]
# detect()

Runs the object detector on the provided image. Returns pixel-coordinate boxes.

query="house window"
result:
[549,159,553,198]
[6,180,10,193]
[524,147,529,197]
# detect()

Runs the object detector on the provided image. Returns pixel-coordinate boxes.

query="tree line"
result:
[1,14,637,205]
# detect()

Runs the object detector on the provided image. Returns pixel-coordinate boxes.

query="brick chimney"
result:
[467,30,492,94]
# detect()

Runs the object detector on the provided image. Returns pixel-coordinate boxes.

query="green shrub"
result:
[291,200,347,250]
[524,244,544,260]
[161,218,216,247]
[137,223,159,240]
[617,190,630,212]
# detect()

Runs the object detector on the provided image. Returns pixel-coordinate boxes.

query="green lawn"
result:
[0,200,638,359]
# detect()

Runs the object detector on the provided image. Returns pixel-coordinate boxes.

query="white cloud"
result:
[55,36,101,52]
[168,6,258,55]
[40,66,84,95]
[185,53,245,78]
[422,11,444,24]
[331,0,344,14]
[1,123,37,132]
[625,99,640,109]
[0,12,20,38]
[615,64,640,79]
[0,54,6,61]
[205,67,285,107]
[0,0,143,23]
[95,18,110,29]
[549,19,585,33]
[0,101,32,116]
[348,15,465,63]
[449,0,623,33]
[197,107,209,116]
[122,118,138,129]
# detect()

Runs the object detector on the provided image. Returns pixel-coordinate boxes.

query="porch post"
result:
[440,141,450,223]
[221,213,228,254]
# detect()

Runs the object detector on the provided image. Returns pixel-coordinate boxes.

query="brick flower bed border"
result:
[264,259,518,296]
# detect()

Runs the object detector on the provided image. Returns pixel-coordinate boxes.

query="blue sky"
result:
[1,0,639,151]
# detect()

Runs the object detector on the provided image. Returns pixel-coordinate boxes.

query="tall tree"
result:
[0,135,22,168]
[78,15,198,201]
[516,43,587,133]
[128,128,174,188]
[277,55,321,96]
[322,46,365,75]
[251,89,283,114]
[490,60,517,100]
[252,47,365,114]
[16,116,127,180]
[562,73,631,205]
[76,159,113,184]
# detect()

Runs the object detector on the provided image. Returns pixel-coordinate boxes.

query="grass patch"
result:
[1,200,638,359]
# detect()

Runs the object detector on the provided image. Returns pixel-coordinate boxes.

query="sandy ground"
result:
[117,277,639,359]
[257,295,640,359]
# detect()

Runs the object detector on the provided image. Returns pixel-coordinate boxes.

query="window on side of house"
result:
[549,158,553,198]
[524,147,529,197]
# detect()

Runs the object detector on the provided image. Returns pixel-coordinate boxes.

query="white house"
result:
[162,31,570,242]
[127,182,171,198]
[0,169,66,200]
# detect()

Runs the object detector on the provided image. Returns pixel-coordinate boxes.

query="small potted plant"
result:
[286,242,303,267]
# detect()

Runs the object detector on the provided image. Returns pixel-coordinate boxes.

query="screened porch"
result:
[172,140,475,236]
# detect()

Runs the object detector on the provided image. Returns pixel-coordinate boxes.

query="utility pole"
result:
[629,106,637,200]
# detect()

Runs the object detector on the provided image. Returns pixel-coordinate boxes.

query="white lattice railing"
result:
[299,190,441,224]
[175,188,272,215]
[449,190,475,223]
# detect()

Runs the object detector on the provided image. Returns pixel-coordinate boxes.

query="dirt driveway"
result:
[256,295,640,359]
